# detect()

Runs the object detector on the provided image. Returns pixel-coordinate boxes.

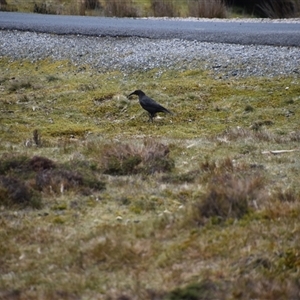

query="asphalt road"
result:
[1,12,300,47]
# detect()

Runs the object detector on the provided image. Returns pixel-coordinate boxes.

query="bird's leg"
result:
[148,113,153,122]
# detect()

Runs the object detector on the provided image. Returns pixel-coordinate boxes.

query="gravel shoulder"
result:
[0,30,299,78]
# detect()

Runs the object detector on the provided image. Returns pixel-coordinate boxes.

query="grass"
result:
[188,0,227,18]
[4,0,300,18]
[1,0,230,18]
[0,55,300,299]
[2,0,300,18]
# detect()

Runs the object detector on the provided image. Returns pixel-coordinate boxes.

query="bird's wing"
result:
[140,96,170,113]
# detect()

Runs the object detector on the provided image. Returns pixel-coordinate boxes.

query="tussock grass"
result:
[104,0,139,17]
[0,56,300,299]
[96,139,174,175]
[188,0,227,18]
[150,0,179,17]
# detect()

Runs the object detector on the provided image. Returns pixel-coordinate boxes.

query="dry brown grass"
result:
[96,139,174,175]
[188,0,227,18]
[197,173,262,220]
[150,0,179,17]
[104,0,139,17]
[183,157,267,225]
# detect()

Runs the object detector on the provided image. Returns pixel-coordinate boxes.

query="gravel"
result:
[0,29,299,78]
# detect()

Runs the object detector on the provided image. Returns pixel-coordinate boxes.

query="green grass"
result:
[0,56,300,299]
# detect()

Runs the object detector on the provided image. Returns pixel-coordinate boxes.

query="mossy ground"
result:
[0,56,300,299]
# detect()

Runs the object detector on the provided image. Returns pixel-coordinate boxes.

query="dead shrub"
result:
[35,161,105,195]
[100,140,174,175]
[150,0,179,17]
[104,0,139,17]
[141,139,174,174]
[195,173,265,223]
[0,154,105,201]
[0,175,41,208]
[29,156,56,172]
[0,154,30,175]
[0,155,55,176]
[199,157,239,183]
[100,143,142,175]
[36,169,82,193]
[188,0,227,18]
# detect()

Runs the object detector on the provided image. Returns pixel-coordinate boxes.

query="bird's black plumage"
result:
[128,90,172,122]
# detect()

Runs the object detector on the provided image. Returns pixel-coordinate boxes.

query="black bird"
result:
[128,90,172,122]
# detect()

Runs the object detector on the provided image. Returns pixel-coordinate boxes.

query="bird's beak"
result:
[127,92,134,98]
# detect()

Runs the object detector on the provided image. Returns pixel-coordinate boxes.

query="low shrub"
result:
[142,139,174,174]
[182,157,267,224]
[29,155,56,171]
[0,175,42,208]
[36,161,105,195]
[196,173,264,222]
[0,154,30,175]
[99,140,174,175]
[100,143,142,175]
[0,154,105,207]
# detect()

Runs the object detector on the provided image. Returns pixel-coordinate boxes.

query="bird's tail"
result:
[163,107,173,115]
